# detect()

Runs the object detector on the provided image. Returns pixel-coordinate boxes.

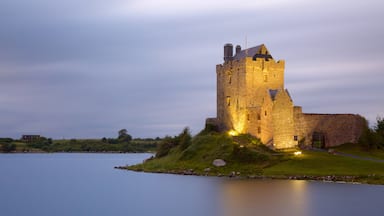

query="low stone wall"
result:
[296,113,366,147]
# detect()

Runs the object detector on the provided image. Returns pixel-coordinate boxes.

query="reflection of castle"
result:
[207,43,365,149]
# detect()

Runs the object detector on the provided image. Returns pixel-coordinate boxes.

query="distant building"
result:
[207,43,365,149]
[21,135,41,143]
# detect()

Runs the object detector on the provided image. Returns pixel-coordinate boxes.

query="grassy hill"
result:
[126,129,384,184]
[128,132,283,176]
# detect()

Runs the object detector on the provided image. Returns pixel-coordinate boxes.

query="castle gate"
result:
[312,132,326,148]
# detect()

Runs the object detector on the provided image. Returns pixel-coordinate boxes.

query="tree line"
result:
[359,117,384,149]
[0,129,160,153]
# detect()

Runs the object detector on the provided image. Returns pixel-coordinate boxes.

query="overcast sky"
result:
[1,0,383,139]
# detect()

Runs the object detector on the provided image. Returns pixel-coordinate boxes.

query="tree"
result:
[0,142,16,153]
[179,127,192,150]
[359,117,384,149]
[118,129,132,142]
[374,116,384,147]
[118,129,128,138]
[375,116,384,137]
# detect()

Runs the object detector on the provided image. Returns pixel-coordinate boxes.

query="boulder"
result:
[212,159,226,167]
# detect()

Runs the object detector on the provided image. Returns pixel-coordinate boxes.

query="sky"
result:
[0,0,383,139]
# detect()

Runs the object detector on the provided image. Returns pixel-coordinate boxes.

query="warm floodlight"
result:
[228,130,239,136]
[294,151,302,156]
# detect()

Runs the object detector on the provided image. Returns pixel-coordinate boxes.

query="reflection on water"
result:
[1,154,383,216]
[217,178,384,216]
[219,180,308,216]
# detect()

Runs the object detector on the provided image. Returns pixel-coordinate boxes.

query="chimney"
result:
[235,45,241,54]
[223,43,233,62]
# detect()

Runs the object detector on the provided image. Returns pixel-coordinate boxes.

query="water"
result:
[0,153,383,216]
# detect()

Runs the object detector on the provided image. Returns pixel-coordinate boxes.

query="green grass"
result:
[332,143,384,160]
[126,132,384,184]
[264,150,384,176]
[128,133,282,176]
[263,150,384,184]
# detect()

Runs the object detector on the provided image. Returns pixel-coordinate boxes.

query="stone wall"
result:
[272,90,297,149]
[295,113,366,147]
[216,56,285,144]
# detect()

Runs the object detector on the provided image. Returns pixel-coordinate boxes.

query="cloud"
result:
[0,0,383,138]
[121,0,305,17]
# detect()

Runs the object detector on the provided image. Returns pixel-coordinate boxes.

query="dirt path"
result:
[333,152,384,163]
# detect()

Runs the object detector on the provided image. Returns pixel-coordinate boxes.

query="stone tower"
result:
[209,42,365,149]
[216,43,296,149]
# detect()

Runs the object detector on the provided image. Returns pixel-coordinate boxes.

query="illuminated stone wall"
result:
[216,44,288,148]
[211,43,365,149]
[272,90,297,149]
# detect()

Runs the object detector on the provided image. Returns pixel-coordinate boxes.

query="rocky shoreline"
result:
[115,166,383,185]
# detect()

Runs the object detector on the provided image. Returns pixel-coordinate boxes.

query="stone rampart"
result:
[295,113,366,147]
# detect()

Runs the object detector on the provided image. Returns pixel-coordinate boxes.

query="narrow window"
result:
[226,96,231,106]
[247,114,250,121]
[294,136,298,141]
[263,74,268,82]
[265,111,267,116]
[228,75,232,84]
[257,113,261,120]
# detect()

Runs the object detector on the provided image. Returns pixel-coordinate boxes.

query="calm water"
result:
[0,153,383,216]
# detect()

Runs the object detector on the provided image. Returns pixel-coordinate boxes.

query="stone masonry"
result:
[207,43,365,149]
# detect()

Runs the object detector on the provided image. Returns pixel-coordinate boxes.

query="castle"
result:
[207,43,365,149]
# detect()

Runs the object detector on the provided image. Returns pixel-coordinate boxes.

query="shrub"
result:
[0,143,16,153]
[197,123,219,136]
[156,136,178,158]
[231,145,269,163]
[179,127,192,151]
[0,138,13,143]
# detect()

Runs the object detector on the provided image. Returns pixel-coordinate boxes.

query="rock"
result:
[212,159,226,167]
[183,169,194,175]
[204,168,211,172]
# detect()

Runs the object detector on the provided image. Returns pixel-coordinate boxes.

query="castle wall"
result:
[214,43,365,150]
[244,58,285,100]
[216,59,247,133]
[272,90,297,149]
[294,112,366,147]
[216,57,284,144]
